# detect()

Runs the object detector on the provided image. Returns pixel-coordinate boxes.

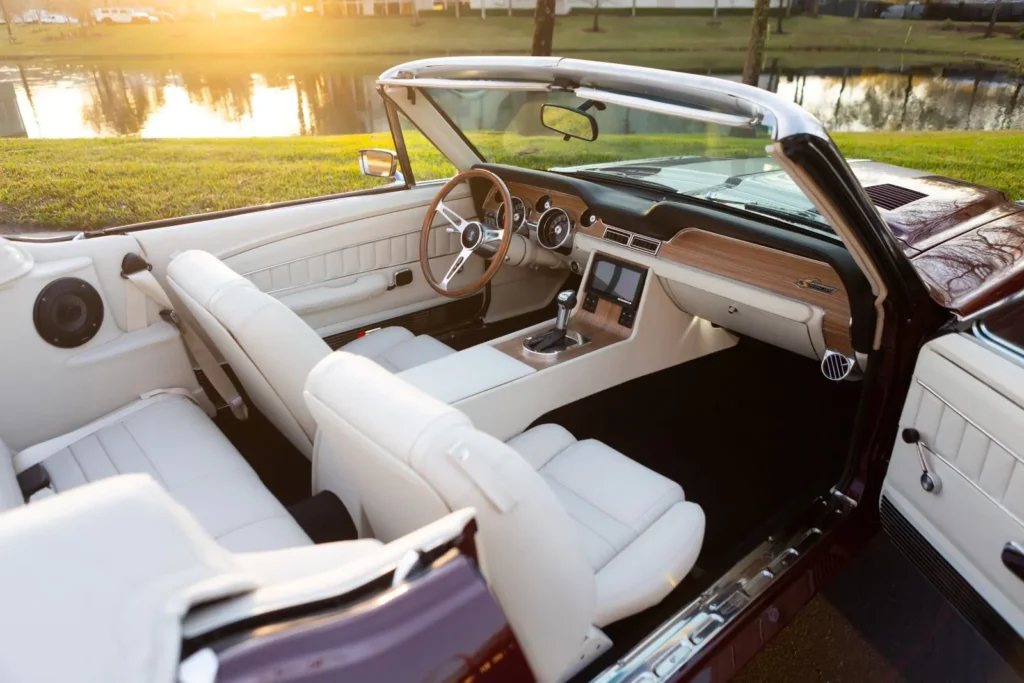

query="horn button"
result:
[461,222,483,250]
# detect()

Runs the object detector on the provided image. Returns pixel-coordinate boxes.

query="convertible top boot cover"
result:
[0,475,257,683]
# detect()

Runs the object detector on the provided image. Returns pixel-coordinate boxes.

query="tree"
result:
[985,0,1003,37]
[742,0,769,86]
[709,0,719,24]
[532,0,556,55]
[775,0,786,33]
[590,0,600,32]
[853,0,862,19]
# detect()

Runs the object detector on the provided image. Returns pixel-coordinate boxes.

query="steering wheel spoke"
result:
[436,200,468,234]
[440,247,474,291]
[483,227,504,243]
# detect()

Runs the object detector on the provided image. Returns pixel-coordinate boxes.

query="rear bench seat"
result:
[0,392,310,552]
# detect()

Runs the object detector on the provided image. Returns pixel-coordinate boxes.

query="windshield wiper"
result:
[553,169,676,195]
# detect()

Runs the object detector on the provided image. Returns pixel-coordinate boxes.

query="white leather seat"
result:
[303,351,705,682]
[507,424,704,627]
[3,393,311,552]
[166,250,456,458]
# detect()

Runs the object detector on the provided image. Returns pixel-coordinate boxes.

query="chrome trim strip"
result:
[574,86,761,128]
[907,379,1024,533]
[379,77,552,91]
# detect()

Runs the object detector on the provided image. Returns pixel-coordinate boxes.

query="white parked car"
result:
[92,7,157,23]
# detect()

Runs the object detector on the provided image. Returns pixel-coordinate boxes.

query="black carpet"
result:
[215,405,311,508]
[543,338,863,677]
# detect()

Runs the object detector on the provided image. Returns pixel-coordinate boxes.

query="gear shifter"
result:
[554,289,577,332]
[524,290,580,354]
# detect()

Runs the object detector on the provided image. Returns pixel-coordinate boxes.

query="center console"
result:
[495,253,648,369]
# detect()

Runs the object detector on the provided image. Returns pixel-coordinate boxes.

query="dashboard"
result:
[476,164,872,360]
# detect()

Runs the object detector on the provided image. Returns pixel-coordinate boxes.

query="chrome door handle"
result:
[901,428,942,494]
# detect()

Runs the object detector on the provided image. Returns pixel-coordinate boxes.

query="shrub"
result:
[942,17,954,30]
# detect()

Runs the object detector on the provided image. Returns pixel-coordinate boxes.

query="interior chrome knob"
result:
[555,290,577,332]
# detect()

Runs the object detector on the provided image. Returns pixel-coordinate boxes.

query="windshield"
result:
[425,88,834,235]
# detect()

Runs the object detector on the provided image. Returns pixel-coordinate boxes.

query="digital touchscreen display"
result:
[590,259,643,306]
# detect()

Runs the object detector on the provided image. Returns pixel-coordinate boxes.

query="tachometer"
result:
[536,207,574,250]
[497,196,528,234]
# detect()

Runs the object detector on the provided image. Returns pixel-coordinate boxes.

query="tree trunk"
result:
[810,0,818,17]
[853,0,862,19]
[986,0,1002,37]
[591,0,599,31]
[775,0,784,33]
[631,0,636,17]
[532,0,556,55]
[508,0,512,17]
[0,0,14,43]
[742,0,769,86]
[709,0,719,23]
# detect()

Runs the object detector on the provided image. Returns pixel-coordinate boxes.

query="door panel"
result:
[0,236,197,450]
[883,333,1024,636]
[136,184,488,337]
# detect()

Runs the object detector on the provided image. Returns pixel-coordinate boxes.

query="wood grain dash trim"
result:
[660,229,854,356]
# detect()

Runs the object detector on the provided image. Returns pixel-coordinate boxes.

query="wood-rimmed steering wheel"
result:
[419,168,513,298]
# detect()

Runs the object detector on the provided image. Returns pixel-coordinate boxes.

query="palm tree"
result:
[742,0,770,86]
[532,0,556,55]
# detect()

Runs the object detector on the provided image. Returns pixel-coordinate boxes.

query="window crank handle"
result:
[902,428,942,494]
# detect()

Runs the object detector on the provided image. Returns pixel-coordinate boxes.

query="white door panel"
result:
[135,185,492,335]
[0,236,197,450]
[884,333,1024,634]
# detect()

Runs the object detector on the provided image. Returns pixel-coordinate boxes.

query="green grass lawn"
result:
[2,16,1023,65]
[1,130,1021,232]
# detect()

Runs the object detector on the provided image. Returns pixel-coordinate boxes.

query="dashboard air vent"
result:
[603,228,631,246]
[629,236,661,255]
[864,184,927,211]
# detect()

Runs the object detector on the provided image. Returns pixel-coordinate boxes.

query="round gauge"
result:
[496,196,528,233]
[535,195,552,213]
[536,207,574,250]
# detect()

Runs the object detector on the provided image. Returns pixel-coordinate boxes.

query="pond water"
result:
[0,59,1021,138]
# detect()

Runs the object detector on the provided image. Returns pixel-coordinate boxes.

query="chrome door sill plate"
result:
[591,491,854,683]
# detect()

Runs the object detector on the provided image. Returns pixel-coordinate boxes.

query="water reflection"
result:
[0,60,1022,139]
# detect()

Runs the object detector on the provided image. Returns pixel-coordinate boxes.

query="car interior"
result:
[0,148,872,680]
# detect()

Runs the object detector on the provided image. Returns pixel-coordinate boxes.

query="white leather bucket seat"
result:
[166,250,455,457]
[303,351,705,682]
[1,393,311,552]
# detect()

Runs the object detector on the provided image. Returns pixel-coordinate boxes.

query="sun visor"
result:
[0,237,33,287]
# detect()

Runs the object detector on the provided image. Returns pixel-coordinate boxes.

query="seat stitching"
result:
[117,421,171,489]
[628,487,683,534]
[121,417,254,489]
[542,463,637,538]
[544,476,628,559]
[53,443,88,491]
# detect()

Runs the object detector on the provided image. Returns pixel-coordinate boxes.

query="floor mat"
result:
[540,338,863,678]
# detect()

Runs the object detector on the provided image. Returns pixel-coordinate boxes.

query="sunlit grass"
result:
[1,130,1021,231]
[1,16,1022,65]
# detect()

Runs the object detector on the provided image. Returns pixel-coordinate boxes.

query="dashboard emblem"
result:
[794,277,837,295]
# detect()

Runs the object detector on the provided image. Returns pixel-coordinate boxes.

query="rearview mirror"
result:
[541,104,598,142]
[358,148,399,178]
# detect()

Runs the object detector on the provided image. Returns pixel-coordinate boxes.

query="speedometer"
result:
[496,196,528,234]
[536,207,574,250]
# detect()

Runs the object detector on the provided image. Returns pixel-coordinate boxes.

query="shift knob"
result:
[555,290,577,331]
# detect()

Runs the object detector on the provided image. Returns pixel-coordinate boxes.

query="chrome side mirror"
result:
[358,148,401,180]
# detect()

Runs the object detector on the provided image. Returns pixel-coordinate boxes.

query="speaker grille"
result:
[33,277,103,348]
